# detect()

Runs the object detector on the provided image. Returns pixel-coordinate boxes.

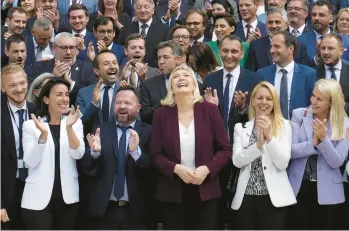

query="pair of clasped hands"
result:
[312,118,328,146]
[174,164,211,185]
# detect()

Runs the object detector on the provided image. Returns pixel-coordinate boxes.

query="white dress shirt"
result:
[314,29,330,41]
[289,24,306,36]
[72,28,87,37]
[138,18,153,37]
[223,65,241,114]
[242,19,258,38]
[275,61,295,112]
[325,59,342,82]
[179,119,196,171]
[33,37,54,61]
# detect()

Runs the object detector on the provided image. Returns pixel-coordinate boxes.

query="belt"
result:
[109,200,129,207]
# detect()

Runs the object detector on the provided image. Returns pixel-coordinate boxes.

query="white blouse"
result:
[179,119,196,171]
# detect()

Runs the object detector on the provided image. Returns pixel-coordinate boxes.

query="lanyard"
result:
[8,103,28,131]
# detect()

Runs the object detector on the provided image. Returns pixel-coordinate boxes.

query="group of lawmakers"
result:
[1,0,349,230]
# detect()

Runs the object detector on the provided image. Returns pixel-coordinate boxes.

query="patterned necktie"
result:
[329,66,337,80]
[280,69,289,119]
[223,74,232,130]
[291,28,299,37]
[130,68,138,88]
[102,85,111,122]
[17,109,28,180]
[246,24,252,39]
[114,125,130,199]
[141,24,148,38]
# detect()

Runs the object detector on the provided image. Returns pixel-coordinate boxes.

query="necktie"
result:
[328,66,337,80]
[141,24,148,38]
[193,40,198,46]
[291,28,299,37]
[280,69,289,119]
[114,125,130,199]
[102,85,111,122]
[36,46,43,61]
[74,33,82,38]
[130,68,138,88]
[17,109,28,180]
[223,74,232,130]
[246,24,252,39]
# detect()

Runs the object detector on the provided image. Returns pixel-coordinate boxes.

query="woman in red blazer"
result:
[150,64,232,229]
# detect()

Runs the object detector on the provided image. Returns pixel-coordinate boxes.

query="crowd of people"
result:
[1,0,349,230]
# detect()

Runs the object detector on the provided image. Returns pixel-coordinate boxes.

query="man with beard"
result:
[246,6,311,71]
[287,0,312,37]
[297,0,349,63]
[2,34,32,76]
[80,85,151,230]
[120,33,161,89]
[257,31,316,119]
[185,10,210,45]
[31,32,97,105]
[1,64,36,230]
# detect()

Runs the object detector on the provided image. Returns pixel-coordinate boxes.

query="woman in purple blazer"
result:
[287,79,349,230]
[150,64,232,230]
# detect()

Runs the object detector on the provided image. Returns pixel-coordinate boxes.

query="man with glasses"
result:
[185,9,210,45]
[31,32,97,105]
[117,0,170,68]
[287,0,312,37]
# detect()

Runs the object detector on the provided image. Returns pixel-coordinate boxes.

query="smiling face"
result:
[311,86,331,115]
[238,0,258,23]
[37,0,57,12]
[6,11,27,35]
[134,0,154,23]
[104,0,117,9]
[44,83,70,116]
[311,5,332,34]
[219,38,244,72]
[124,38,146,63]
[287,0,308,27]
[171,69,195,95]
[20,0,35,15]
[114,90,141,126]
[252,86,274,116]
[68,9,89,33]
[266,12,287,36]
[172,28,191,53]
[185,12,205,40]
[1,70,28,106]
[94,52,120,84]
[214,18,235,41]
[336,10,349,35]
[212,3,228,17]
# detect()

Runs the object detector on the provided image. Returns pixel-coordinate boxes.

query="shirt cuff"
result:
[91,150,101,159]
[69,81,76,92]
[175,11,181,20]
[129,146,141,161]
[238,106,248,115]
[161,16,169,24]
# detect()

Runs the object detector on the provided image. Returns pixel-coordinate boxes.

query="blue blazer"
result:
[297,30,349,62]
[235,21,268,42]
[343,49,349,62]
[76,31,97,61]
[257,63,317,119]
[340,0,349,9]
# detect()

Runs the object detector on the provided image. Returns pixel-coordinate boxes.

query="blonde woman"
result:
[334,8,349,36]
[287,79,349,230]
[231,81,296,229]
[150,64,231,230]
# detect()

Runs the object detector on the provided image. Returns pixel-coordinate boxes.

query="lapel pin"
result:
[75,66,79,71]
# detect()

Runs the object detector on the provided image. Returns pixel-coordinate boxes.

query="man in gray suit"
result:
[120,33,161,89]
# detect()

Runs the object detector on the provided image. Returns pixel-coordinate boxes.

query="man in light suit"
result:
[31,32,97,105]
[1,64,36,230]
[120,33,161,89]
[80,85,151,230]
[203,34,262,229]
[257,31,317,119]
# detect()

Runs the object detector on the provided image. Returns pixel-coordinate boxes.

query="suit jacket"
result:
[1,97,36,213]
[21,117,85,210]
[30,59,97,105]
[231,119,296,210]
[74,30,96,61]
[235,21,268,42]
[116,20,171,68]
[297,30,349,63]
[79,121,151,217]
[316,62,349,115]
[24,34,54,68]
[246,35,312,72]
[203,68,262,143]
[288,108,349,204]
[343,49,349,62]
[150,101,232,203]
[257,63,317,119]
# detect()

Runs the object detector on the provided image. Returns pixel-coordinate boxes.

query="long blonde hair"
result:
[333,8,349,34]
[161,64,203,107]
[314,79,347,140]
[248,81,285,137]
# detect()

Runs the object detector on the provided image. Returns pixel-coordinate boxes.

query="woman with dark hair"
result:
[171,25,192,63]
[17,0,36,19]
[208,0,236,40]
[187,42,221,82]
[87,0,131,40]
[207,15,250,68]
[21,78,85,230]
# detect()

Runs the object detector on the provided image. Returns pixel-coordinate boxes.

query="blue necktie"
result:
[329,66,337,80]
[223,74,232,129]
[280,69,289,119]
[114,125,130,199]
[17,109,28,180]
[102,86,111,122]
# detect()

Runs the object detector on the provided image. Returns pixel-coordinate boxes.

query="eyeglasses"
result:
[173,35,190,41]
[55,45,77,52]
[287,7,306,12]
[96,29,114,35]
[185,21,203,26]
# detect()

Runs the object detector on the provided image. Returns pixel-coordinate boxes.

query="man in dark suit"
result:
[80,85,151,230]
[156,0,187,27]
[236,0,267,42]
[184,9,210,45]
[203,34,262,230]
[31,32,97,105]
[287,0,312,37]
[257,31,316,119]
[316,34,349,114]
[1,64,36,230]
[246,7,311,71]
[117,0,170,67]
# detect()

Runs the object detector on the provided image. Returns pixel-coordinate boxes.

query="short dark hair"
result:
[92,50,116,69]
[219,34,243,50]
[188,42,220,73]
[272,31,297,52]
[320,33,343,48]
[36,78,71,122]
[115,85,140,103]
[170,25,191,38]
[211,0,233,14]
[68,3,89,18]
[98,0,123,15]
[7,7,26,19]
[93,16,116,31]
[312,0,333,14]
[157,40,182,57]
[124,33,145,48]
[213,15,236,33]
[185,9,209,26]
[5,34,26,50]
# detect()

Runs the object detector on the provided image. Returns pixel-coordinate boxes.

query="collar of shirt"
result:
[107,42,114,50]
[138,18,153,30]
[100,82,116,90]
[72,28,87,37]
[8,101,27,114]
[33,37,49,49]
[223,65,240,80]
[289,24,306,34]
[242,19,258,30]
[196,35,205,42]
[276,61,295,74]
[314,29,330,40]
[116,120,136,129]
[325,59,342,71]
